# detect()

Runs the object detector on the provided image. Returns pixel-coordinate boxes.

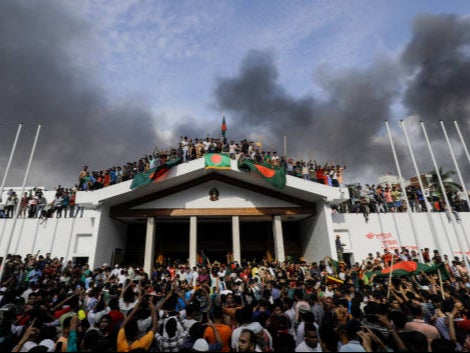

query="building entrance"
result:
[155,221,190,264]
[283,221,302,261]
[197,220,231,264]
[123,216,303,268]
[240,220,274,263]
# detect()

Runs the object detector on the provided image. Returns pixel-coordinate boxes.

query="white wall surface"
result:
[334,212,470,263]
[134,180,298,209]
[0,213,97,263]
[300,204,336,262]
[4,189,470,269]
[93,205,127,268]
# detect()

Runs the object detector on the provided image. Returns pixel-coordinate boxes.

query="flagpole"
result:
[0,124,41,284]
[438,269,445,300]
[387,253,394,300]
[439,121,470,258]
[454,120,470,167]
[440,121,470,212]
[284,136,287,156]
[400,120,444,256]
[420,121,469,270]
[0,123,23,202]
[385,121,419,256]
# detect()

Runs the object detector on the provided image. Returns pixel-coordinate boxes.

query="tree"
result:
[427,167,461,199]
[347,183,361,200]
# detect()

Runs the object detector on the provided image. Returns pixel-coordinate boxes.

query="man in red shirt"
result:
[382,249,393,267]
[422,248,431,263]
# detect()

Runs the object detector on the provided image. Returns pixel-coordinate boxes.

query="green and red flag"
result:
[238,158,286,189]
[324,256,345,284]
[221,116,227,138]
[205,153,231,170]
[198,250,209,266]
[130,157,182,189]
[365,261,450,280]
[326,256,340,275]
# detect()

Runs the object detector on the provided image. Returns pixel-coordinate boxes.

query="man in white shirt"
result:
[295,322,322,352]
[111,264,121,277]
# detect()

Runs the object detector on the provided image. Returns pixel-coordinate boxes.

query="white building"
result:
[1,158,469,273]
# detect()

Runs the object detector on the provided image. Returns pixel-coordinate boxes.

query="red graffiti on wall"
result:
[364,232,418,251]
[365,232,392,240]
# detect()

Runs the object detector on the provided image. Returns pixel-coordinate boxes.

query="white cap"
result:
[246,321,263,335]
[192,338,209,352]
[39,339,55,352]
[20,341,37,352]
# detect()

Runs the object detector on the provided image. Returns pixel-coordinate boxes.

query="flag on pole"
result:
[200,250,210,266]
[364,261,450,280]
[326,256,340,275]
[130,157,182,189]
[221,116,227,138]
[238,158,286,189]
[205,153,231,170]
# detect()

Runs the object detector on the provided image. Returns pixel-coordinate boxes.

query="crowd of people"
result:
[2,135,469,222]
[1,247,470,352]
[339,183,469,222]
[76,136,347,192]
[71,134,468,221]
[0,186,83,220]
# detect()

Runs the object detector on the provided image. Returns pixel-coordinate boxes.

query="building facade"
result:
[1,158,469,273]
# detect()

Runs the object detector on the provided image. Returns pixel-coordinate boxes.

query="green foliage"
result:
[427,167,461,198]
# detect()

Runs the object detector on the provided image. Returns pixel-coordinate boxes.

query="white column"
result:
[232,216,241,264]
[144,217,156,276]
[273,216,285,262]
[189,216,197,268]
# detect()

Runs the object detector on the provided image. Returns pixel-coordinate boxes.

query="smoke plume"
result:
[0,1,158,189]
[214,50,402,182]
[214,14,470,185]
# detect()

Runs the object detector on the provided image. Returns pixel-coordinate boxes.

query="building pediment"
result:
[132,179,299,209]
[110,172,316,219]
[80,158,347,210]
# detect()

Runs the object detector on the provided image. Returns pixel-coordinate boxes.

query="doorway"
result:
[240,220,273,263]
[197,219,232,263]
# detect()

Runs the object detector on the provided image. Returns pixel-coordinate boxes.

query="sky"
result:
[2,0,470,190]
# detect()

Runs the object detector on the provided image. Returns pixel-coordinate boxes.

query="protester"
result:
[0,245,467,352]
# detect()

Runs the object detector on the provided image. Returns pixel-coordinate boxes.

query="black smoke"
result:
[2,4,470,190]
[0,1,158,188]
[214,50,402,182]
[401,14,470,178]
[214,14,470,185]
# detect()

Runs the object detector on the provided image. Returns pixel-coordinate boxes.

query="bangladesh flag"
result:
[130,157,182,189]
[205,153,231,170]
[221,116,227,138]
[326,256,340,275]
[365,261,450,280]
[238,158,286,189]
